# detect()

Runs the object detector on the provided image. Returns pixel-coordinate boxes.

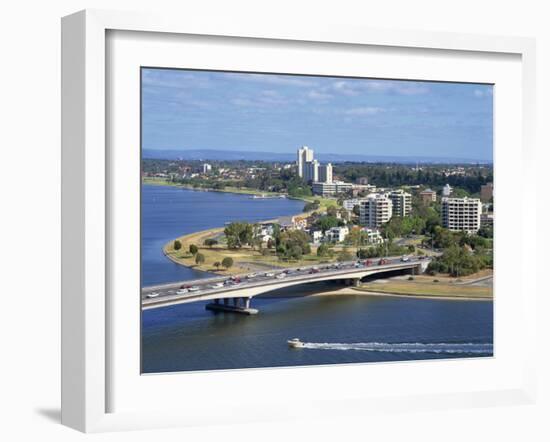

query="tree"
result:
[195,252,205,265]
[224,222,254,249]
[303,201,320,212]
[173,239,182,251]
[315,215,340,233]
[203,238,218,248]
[317,243,331,257]
[338,249,354,262]
[213,261,221,270]
[221,257,234,269]
[287,245,303,261]
[189,244,198,255]
[274,229,311,261]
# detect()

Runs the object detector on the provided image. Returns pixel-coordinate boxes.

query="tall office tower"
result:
[359,194,393,228]
[441,197,482,233]
[297,145,314,178]
[388,190,412,217]
[318,163,333,184]
[303,159,319,183]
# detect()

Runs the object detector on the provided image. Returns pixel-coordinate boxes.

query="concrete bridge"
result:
[142,256,432,314]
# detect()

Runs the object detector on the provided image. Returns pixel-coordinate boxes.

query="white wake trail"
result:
[301,342,493,354]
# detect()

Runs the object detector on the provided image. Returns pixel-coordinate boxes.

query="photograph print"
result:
[141,68,494,374]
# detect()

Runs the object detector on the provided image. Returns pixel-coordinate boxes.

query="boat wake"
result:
[301,342,493,355]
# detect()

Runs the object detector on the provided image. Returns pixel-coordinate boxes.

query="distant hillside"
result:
[142,148,490,164]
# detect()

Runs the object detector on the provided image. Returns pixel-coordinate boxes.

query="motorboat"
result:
[287,338,305,348]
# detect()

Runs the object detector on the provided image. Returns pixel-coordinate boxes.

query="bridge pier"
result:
[205,297,258,315]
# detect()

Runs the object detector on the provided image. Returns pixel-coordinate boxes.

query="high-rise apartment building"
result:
[297,145,314,178]
[359,194,393,228]
[441,197,482,233]
[303,159,319,183]
[318,163,333,184]
[388,190,412,217]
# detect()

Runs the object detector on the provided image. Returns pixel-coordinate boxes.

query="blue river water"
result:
[141,184,493,374]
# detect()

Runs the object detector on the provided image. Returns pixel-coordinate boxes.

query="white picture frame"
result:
[61,9,537,433]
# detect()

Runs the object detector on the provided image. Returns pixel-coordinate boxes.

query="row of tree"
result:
[173,239,234,269]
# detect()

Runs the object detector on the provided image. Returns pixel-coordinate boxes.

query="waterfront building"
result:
[420,188,437,205]
[325,226,349,243]
[297,145,314,178]
[388,190,412,217]
[441,197,482,233]
[359,194,393,228]
[442,183,453,197]
[312,181,353,196]
[318,163,333,183]
[201,163,212,174]
[303,159,319,183]
[293,216,308,230]
[480,183,494,202]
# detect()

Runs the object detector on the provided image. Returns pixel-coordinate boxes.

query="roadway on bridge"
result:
[142,255,431,309]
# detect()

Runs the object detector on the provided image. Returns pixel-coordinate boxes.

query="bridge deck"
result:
[142,256,431,310]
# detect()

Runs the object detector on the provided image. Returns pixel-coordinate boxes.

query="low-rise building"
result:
[310,230,324,244]
[325,226,349,243]
[342,198,363,211]
[312,180,353,196]
[441,197,482,233]
[480,213,494,228]
[361,227,384,245]
[419,188,437,205]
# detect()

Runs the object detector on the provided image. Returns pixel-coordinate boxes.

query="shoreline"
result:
[159,191,309,275]
[259,287,492,302]
[142,177,310,202]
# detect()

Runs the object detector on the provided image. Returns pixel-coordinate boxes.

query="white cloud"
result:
[474,88,493,97]
[225,73,317,87]
[344,107,385,116]
[332,81,360,96]
[307,90,333,101]
[330,79,429,96]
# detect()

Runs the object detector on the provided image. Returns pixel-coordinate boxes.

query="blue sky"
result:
[142,68,493,161]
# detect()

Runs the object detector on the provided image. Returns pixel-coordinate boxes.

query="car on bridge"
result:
[146,292,160,298]
[176,289,188,295]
